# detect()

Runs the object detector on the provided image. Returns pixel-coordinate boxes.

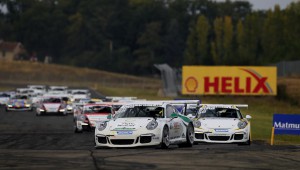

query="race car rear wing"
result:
[163,100,201,105]
[199,104,248,109]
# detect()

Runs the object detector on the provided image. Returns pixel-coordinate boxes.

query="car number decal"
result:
[214,129,229,132]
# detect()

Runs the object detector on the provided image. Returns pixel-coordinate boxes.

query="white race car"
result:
[193,104,251,145]
[74,103,115,133]
[94,101,199,148]
[35,97,67,116]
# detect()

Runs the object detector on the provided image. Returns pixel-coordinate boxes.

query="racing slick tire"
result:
[178,124,194,148]
[74,125,83,133]
[158,126,170,149]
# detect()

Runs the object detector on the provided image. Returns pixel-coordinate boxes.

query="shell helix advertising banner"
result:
[182,66,277,95]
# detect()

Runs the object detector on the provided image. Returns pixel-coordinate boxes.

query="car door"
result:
[166,105,184,141]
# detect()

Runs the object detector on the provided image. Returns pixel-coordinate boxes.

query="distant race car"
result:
[74,104,115,133]
[94,100,199,148]
[193,104,252,145]
[0,92,11,105]
[5,95,32,111]
[35,97,67,116]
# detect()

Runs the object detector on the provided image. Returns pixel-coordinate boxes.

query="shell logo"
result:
[184,76,198,92]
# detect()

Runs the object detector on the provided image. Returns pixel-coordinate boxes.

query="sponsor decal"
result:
[273,114,300,135]
[117,131,133,135]
[182,66,276,95]
[215,129,229,132]
[173,122,181,129]
[117,122,135,127]
[113,127,135,131]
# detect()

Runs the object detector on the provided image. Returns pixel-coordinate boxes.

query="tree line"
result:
[0,0,299,75]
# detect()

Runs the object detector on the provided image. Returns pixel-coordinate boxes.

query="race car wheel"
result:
[74,126,82,133]
[159,126,170,149]
[178,124,194,147]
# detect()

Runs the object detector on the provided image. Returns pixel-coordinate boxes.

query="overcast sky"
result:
[215,0,298,10]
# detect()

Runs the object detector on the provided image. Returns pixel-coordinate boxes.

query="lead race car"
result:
[94,100,200,149]
[192,104,252,145]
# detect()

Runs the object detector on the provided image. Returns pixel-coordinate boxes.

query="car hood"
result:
[86,113,109,122]
[43,103,61,109]
[200,118,239,129]
[108,118,153,131]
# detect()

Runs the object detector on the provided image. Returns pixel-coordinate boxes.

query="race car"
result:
[193,104,252,145]
[0,92,11,105]
[74,104,115,133]
[5,95,32,111]
[35,97,67,116]
[94,100,199,148]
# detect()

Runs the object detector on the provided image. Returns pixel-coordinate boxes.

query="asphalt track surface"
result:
[0,106,299,170]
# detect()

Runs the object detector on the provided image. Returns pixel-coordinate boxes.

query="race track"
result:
[0,107,299,170]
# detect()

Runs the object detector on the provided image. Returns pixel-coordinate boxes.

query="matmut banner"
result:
[182,66,277,95]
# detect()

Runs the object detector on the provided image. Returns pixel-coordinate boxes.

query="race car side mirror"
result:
[245,115,252,119]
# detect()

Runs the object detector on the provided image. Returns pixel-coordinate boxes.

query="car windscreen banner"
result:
[182,66,277,95]
[273,114,300,135]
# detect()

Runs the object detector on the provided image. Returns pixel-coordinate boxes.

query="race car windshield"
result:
[198,108,241,118]
[84,106,112,114]
[116,106,164,118]
[183,108,198,116]
[73,91,86,94]
[12,95,27,100]
[43,98,61,103]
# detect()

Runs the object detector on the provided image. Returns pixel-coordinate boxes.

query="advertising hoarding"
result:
[182,66,277,95]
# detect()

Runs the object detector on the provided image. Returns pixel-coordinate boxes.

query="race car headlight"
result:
[146,120,158,130]
[25,104,31,107]
[67,105,72,110]
[193,120,201,128]
[97,121,107,131]
[7,105,13,107]
[238,121,247,129]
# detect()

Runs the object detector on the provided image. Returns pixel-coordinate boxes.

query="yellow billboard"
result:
[182,66,277,95]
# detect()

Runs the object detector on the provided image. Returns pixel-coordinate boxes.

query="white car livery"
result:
[193,104,251,145]
[36,97,67,116]
[94,101,198,148]
[74,104,114,133]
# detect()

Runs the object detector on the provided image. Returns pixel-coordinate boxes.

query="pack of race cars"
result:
[0,85,252,148]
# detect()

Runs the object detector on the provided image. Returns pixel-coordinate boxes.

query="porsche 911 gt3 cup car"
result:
[5,95,32,111]
[193,104,251,145]
[94,100,199,148]
[74,104,115,133]
[35,97,67,116]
